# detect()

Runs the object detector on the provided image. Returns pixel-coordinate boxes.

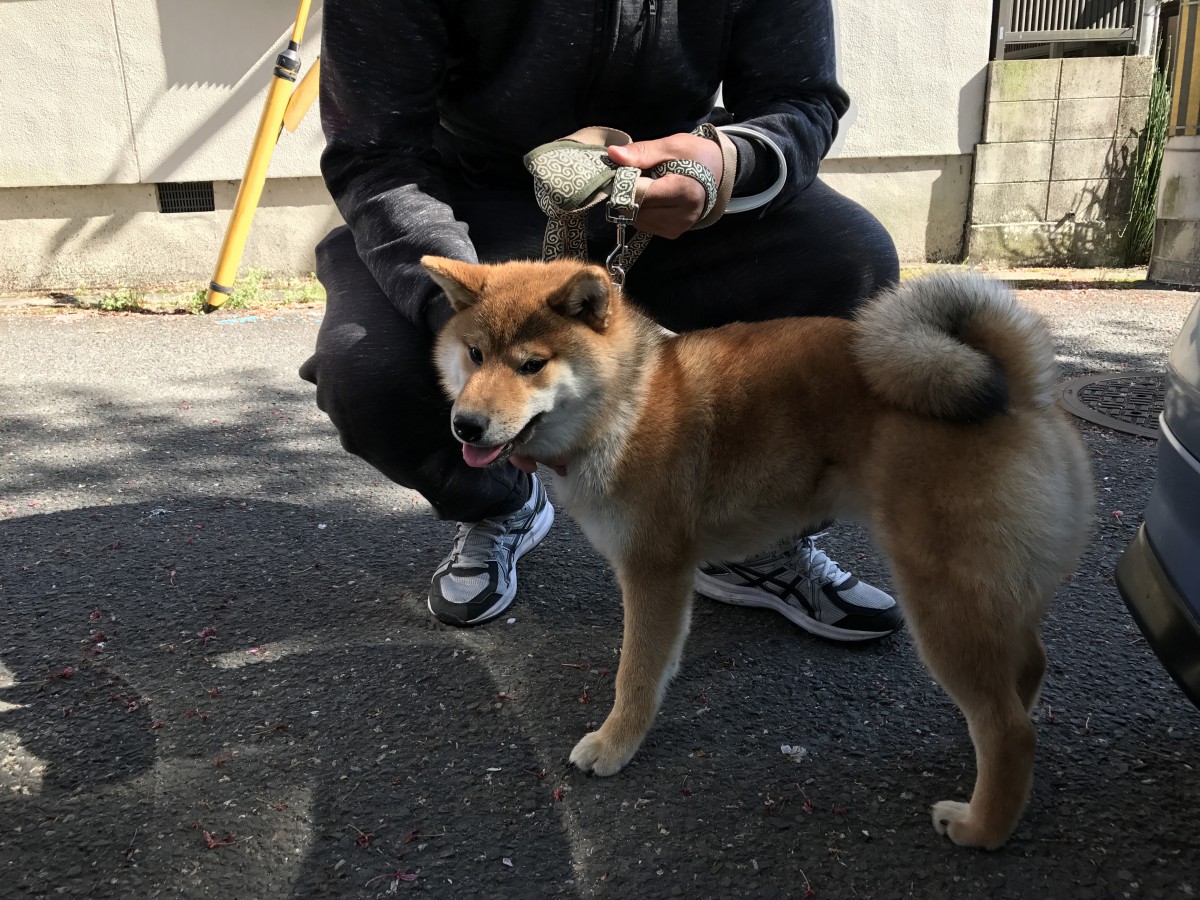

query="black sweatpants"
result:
[299,177,899,522]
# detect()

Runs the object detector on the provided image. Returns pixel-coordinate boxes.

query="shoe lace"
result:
[789,533,851,588]
[451,517,518,566]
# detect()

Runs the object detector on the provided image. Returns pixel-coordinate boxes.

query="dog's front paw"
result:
[931,800,1008,850]
[569,729,639,776]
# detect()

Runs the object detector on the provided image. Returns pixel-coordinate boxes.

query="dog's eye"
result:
[467,346,483,364]
[519,358,548,376]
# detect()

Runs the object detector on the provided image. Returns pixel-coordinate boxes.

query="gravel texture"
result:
[1,280,1198,899]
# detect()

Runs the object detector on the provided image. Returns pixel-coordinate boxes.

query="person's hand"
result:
[606,133,723,239]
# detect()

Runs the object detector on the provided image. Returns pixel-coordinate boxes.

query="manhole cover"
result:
[1059,372,1164,438]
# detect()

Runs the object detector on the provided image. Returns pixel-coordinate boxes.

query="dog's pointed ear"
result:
[547,266,613,331]
[421,256,488,311]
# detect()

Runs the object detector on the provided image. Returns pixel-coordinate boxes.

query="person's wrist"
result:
[716,125,787,214]
[690,124,738,229]
[689,133,724,186]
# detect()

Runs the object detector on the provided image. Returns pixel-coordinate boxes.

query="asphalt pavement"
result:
[1,278,1198,899]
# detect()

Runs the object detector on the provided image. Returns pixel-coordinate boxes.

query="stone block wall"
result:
[968,56,1154,266]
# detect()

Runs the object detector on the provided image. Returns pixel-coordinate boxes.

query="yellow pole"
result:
[284,58,321,133]
[1170,0,1200,137]
[204,0,315,310]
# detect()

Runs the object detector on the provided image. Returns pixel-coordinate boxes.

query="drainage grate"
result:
[1059,372,1164,439]
[156,181,215,214]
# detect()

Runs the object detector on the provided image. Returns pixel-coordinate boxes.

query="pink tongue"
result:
[508,453,539,475]
[510,453,568,477]
[462,443,506,468]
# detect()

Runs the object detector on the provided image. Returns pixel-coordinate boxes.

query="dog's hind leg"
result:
[1016,630,1047,715]
[928,688,1036,850]
[569,563,694,777]
[895,570,1044,850]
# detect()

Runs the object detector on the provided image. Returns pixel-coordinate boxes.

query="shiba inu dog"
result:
[423,255,1093,849]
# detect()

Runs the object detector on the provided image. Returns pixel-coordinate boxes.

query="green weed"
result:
[1123,67,1170,266]
[184,271,324,313]
[282,275,325,304]
[96,289,144,312]
[227,268,264,308]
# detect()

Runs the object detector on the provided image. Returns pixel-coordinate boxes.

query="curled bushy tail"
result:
[853,273,1058,423]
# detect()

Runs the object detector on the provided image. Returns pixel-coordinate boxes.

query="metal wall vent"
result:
[156,181,216,214]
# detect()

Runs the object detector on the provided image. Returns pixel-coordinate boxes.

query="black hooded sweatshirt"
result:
[319,0,851,324]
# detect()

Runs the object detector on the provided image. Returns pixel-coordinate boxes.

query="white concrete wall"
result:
[821,155,975,262]
[0,0,139,187]
[0,0,325,189]
[0,0,992,286]
[825,0,990,260]
[0,179,341,290]
[832,0,991,159]
[111,0,326,184]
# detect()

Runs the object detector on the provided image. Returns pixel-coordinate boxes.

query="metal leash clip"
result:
[605,201,639,290]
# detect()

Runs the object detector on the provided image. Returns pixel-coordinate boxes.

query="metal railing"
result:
[995,0,1142,58]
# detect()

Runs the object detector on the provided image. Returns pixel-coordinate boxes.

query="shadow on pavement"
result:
[0,500,581,897]
[0,375,344,500]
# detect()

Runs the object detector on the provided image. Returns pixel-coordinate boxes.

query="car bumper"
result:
[1118,522,1200,709]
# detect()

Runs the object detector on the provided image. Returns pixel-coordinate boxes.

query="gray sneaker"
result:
[695,533,902,641]
[427,475,554,626]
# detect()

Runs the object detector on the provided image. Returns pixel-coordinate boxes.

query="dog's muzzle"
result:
[456,413,544,468]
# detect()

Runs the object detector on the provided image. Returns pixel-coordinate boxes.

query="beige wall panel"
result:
[111,0,325,184]
[0,0,139,188]
[0,179,341,289]
[833,0,991,158]
[819,155,973,261]
[0,153,971,286]
[211,178,343,273]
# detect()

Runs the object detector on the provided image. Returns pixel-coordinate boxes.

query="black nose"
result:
[452,414,487,444]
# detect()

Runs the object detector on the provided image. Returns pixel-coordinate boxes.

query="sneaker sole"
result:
[428,501,556,627]
[694,569,897,642]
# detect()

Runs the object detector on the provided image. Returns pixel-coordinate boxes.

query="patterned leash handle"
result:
[524,125,729,289]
